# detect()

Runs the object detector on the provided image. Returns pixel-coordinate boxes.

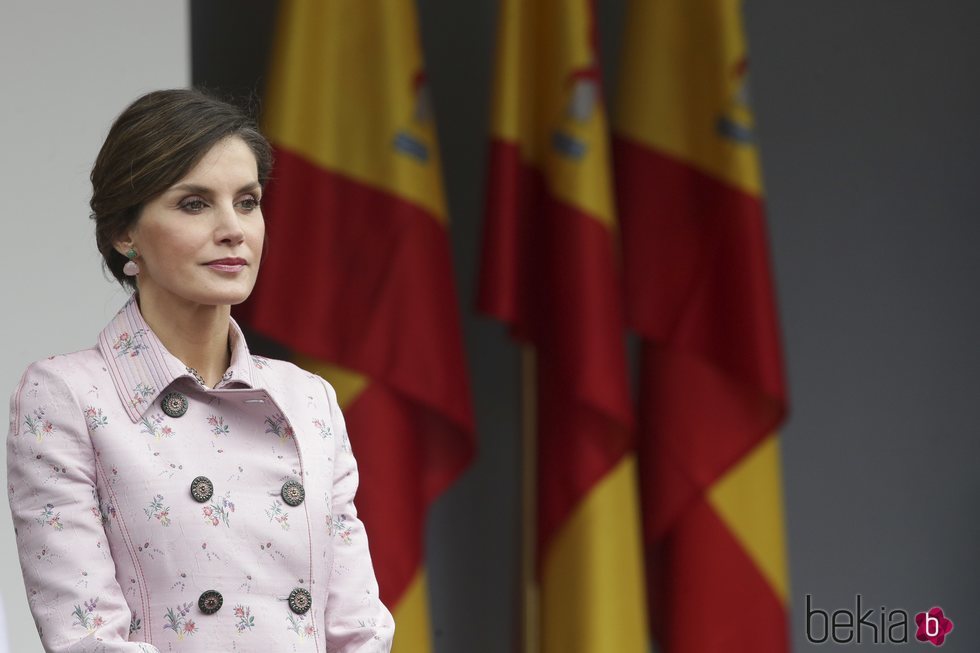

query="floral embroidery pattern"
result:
[71,598,105,632]
[286,612,315,638]
[265,500,290,531]
[330,514,353,544]
[203,492,235,527]
[144,494,171,526]
[264,413,294,440]
[357,616,387,643]
[259,540,286,561]
[130,611,142,634]
[112,329,149,358]
[251,355,269,369]
[83,406,108,431]
[163,603,197,639]
[186,366,208,388]
[92,498,116,531]
[171,571,188,592]
[36,504,63,531]
[188,367,232,388]
[140,413,174,440]
[234,605,255,633]
[33,545,60,565]
[24,408,55,442]
[207,414,229,436]
[136,540,164,560]
[313,418,332,440]
[200,540,222,563]
[129,383,156,410]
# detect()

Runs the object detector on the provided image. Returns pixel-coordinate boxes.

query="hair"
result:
[90,88,273,291]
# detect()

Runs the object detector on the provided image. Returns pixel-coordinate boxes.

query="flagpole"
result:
[521,345,540,653]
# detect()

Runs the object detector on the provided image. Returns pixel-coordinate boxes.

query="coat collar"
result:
[97,294,259,422]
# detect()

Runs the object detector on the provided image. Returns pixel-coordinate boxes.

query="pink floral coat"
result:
[6,296,394,652]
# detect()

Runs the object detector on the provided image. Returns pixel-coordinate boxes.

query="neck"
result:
[135,287,232,388]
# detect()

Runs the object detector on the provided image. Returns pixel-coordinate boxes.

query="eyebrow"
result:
[168,182,261,195]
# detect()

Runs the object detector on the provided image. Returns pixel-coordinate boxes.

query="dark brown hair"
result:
[90,88,273,290]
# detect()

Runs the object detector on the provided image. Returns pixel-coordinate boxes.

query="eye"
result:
[179,197,208,213]
[236,195,261,213]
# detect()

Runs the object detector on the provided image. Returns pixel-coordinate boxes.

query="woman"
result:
[6,89,394,652]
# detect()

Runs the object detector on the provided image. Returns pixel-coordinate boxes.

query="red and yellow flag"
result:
[613,1,790,652]
[479,1,648,651]
[237,2,475,650]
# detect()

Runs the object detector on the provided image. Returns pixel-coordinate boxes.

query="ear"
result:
[114,219,143,257]
[113,234,136,258]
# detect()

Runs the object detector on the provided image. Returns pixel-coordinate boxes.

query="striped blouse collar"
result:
[97,294,258,422]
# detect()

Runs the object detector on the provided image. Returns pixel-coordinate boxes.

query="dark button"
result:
[161,392,189,418]
[288,587,311,615]
[281,480,306,507]
[190,476,214,503]
[198,590,223,615]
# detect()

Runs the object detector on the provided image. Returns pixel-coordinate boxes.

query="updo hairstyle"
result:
[90,88,273,291]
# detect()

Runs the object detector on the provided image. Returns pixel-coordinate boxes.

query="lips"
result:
[205,257,247,274]
[205,257,247,266]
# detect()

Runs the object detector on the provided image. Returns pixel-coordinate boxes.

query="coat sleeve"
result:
[318,378,395,652]
[6,359,161,653]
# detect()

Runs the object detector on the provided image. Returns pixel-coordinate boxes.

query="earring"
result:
[123,248,140,276]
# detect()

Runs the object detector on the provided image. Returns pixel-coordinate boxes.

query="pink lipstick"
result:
[205,257,247,273]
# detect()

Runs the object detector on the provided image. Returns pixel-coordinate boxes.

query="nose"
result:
[214,200,246,245]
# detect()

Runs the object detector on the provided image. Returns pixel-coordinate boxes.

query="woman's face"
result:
[121,136,265,308]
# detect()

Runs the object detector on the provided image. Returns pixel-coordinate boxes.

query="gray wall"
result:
[0,3,191,651]
[749,2,980,651]
[192,1,980,651]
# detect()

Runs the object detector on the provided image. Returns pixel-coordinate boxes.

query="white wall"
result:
[0,3,189,650]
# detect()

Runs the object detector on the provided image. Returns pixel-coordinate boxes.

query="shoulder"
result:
[249,355,337,401]
[248,357,345,432]
[11,347,104,398]
[24,347,105,374]
[8,347,102,436]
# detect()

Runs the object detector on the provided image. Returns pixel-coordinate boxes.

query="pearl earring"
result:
[123,248,140,276]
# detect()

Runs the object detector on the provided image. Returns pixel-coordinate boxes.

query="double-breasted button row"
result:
[194,588,310,616]
[189,476,305,507]
[281,480,305,506]
[288,588,312,615]
[198,590,223,615]
[190,476,214,503]
[161,391,189,418]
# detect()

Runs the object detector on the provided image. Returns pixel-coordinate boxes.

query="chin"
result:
[192,283,256,307]
[212,290,254,306]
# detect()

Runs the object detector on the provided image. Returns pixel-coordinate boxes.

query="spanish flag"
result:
[613,2,790,652]
[237,2,475,651]
[479,1,648,651]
